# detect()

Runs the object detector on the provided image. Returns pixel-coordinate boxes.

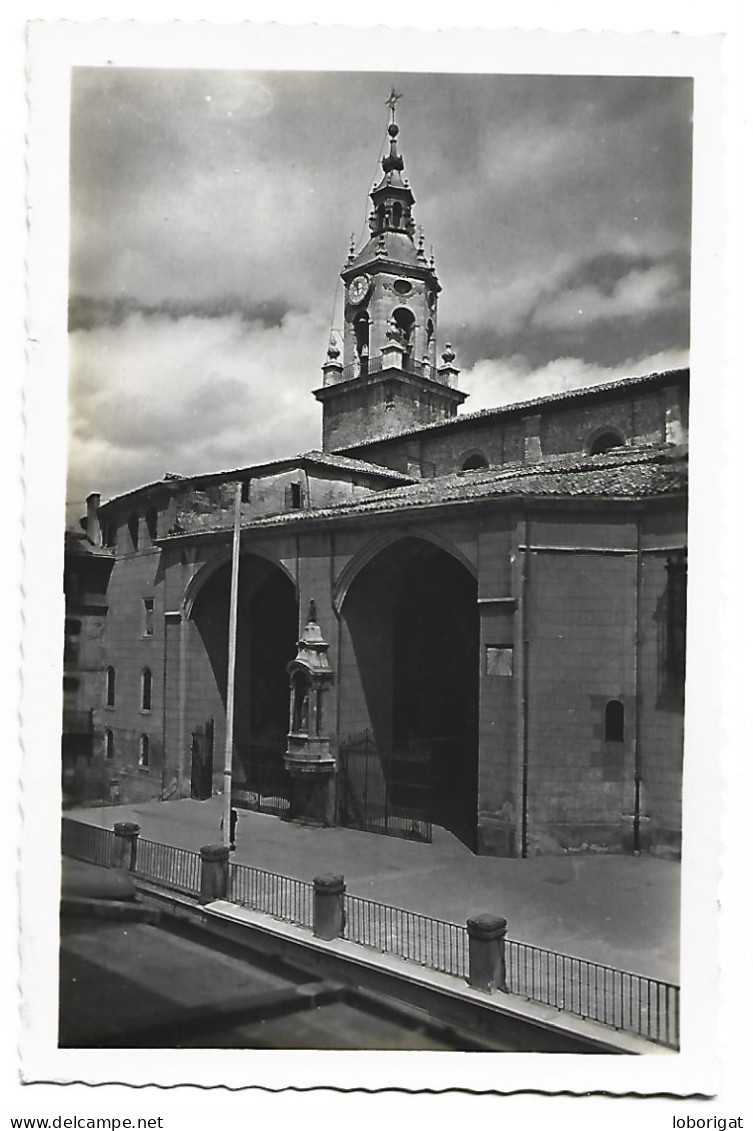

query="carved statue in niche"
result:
[292,671,310,734]
[386,316,404,344]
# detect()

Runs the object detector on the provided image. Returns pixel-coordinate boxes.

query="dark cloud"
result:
[68,294,294,331]
[66,69,693,509]
[555,251,686,296]
[444,250,690,372]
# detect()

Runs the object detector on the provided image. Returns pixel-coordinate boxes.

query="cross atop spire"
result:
[385,87,402,124]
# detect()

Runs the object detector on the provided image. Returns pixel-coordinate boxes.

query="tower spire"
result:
[314,98,467,452]
[366,93,414,238]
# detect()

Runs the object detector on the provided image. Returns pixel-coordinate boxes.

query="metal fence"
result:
[506,938,680,1049]
[233,741,292,819]
[60,817,679,1048]
[61,818,115,865]
[345,893,469,979]
[337,730,432,843]
[227,861,312,928]
[133,837,202,896]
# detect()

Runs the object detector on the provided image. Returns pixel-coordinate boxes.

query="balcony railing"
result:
[338,355,449,385]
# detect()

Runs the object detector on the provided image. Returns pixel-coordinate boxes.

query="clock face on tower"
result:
[347,275,370,306]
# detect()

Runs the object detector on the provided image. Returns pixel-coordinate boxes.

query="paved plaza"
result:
[68,796,680,982]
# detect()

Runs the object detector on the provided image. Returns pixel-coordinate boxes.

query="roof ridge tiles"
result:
[158,444,687,541]
[334,368,689,452]
[99,449,414,511]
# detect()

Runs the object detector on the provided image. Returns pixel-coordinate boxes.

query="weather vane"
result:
[385,88,402,123]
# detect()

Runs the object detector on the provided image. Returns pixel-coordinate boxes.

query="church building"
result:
[63,108,688,859]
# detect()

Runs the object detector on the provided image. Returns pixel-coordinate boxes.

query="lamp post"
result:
[222,482,242,846]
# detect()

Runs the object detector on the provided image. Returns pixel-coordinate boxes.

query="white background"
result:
[2,0,749,1127]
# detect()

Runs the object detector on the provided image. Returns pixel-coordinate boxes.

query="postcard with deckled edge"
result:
[19,18,725,1097]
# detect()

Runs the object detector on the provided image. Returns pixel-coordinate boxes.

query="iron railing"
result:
[61,818,115,865]
[227,861,312,928]
[506,938,680,1049]
[233,740,292,819]
[60,817,679,1048]
[340,356,442,384]
[133,837,202,896]
[337,730,432,843]
[345,893,468,980]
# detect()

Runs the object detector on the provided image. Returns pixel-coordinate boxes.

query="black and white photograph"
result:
[14,13,737,1105]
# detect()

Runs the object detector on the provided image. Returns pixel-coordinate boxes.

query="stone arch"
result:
[460,449,490,471]
[185,547,299,805]
[182,545,296,619]
[337,531,480,849]
[587,426,626,456]
[353,311,370,369]
[333,526,477,614]
[392,306,415,358]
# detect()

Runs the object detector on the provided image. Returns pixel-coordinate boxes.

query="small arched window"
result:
[138,734,150,768]
[605,699,624,742]
[461,452,490,471]
[141,667,152,712]
[104,729,114,760]
[589,430,624,456]
[105,666,115,708]
[392,201,402,227]
[127,513,140,551]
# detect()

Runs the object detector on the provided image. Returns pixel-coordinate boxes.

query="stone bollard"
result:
[199,843,230,904]
[112,822,140,871]
[313,874,346,940]
[466,914,508,993]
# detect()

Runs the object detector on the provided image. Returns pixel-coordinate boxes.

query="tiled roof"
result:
[348,231,425,272]
[64,530,115,558]
[295,451,413,480]
[335,368,689,452]
[98,449,414,511]
[159,444,687,542]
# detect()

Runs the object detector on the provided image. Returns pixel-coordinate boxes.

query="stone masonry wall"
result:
[343,380,681,476]
[322,376,456,453]
[637,553,685,853]
[525,548,637,854]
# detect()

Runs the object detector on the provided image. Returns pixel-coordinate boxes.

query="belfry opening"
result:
[339,537,479,848]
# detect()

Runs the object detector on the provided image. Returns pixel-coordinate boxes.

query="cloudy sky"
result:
[67,68,692,517]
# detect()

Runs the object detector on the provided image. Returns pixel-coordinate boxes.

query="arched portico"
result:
[334,526,478,614]
[184,551,298,808]
[182,544,296,620]
[338,534,479,848]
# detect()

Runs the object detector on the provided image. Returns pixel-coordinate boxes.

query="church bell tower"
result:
[314,96,467,453]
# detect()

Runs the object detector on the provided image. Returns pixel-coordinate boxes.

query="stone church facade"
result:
[63,113,688,858]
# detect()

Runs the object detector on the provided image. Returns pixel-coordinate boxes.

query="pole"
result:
[222,482,242,846]
[633,516,643,854]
